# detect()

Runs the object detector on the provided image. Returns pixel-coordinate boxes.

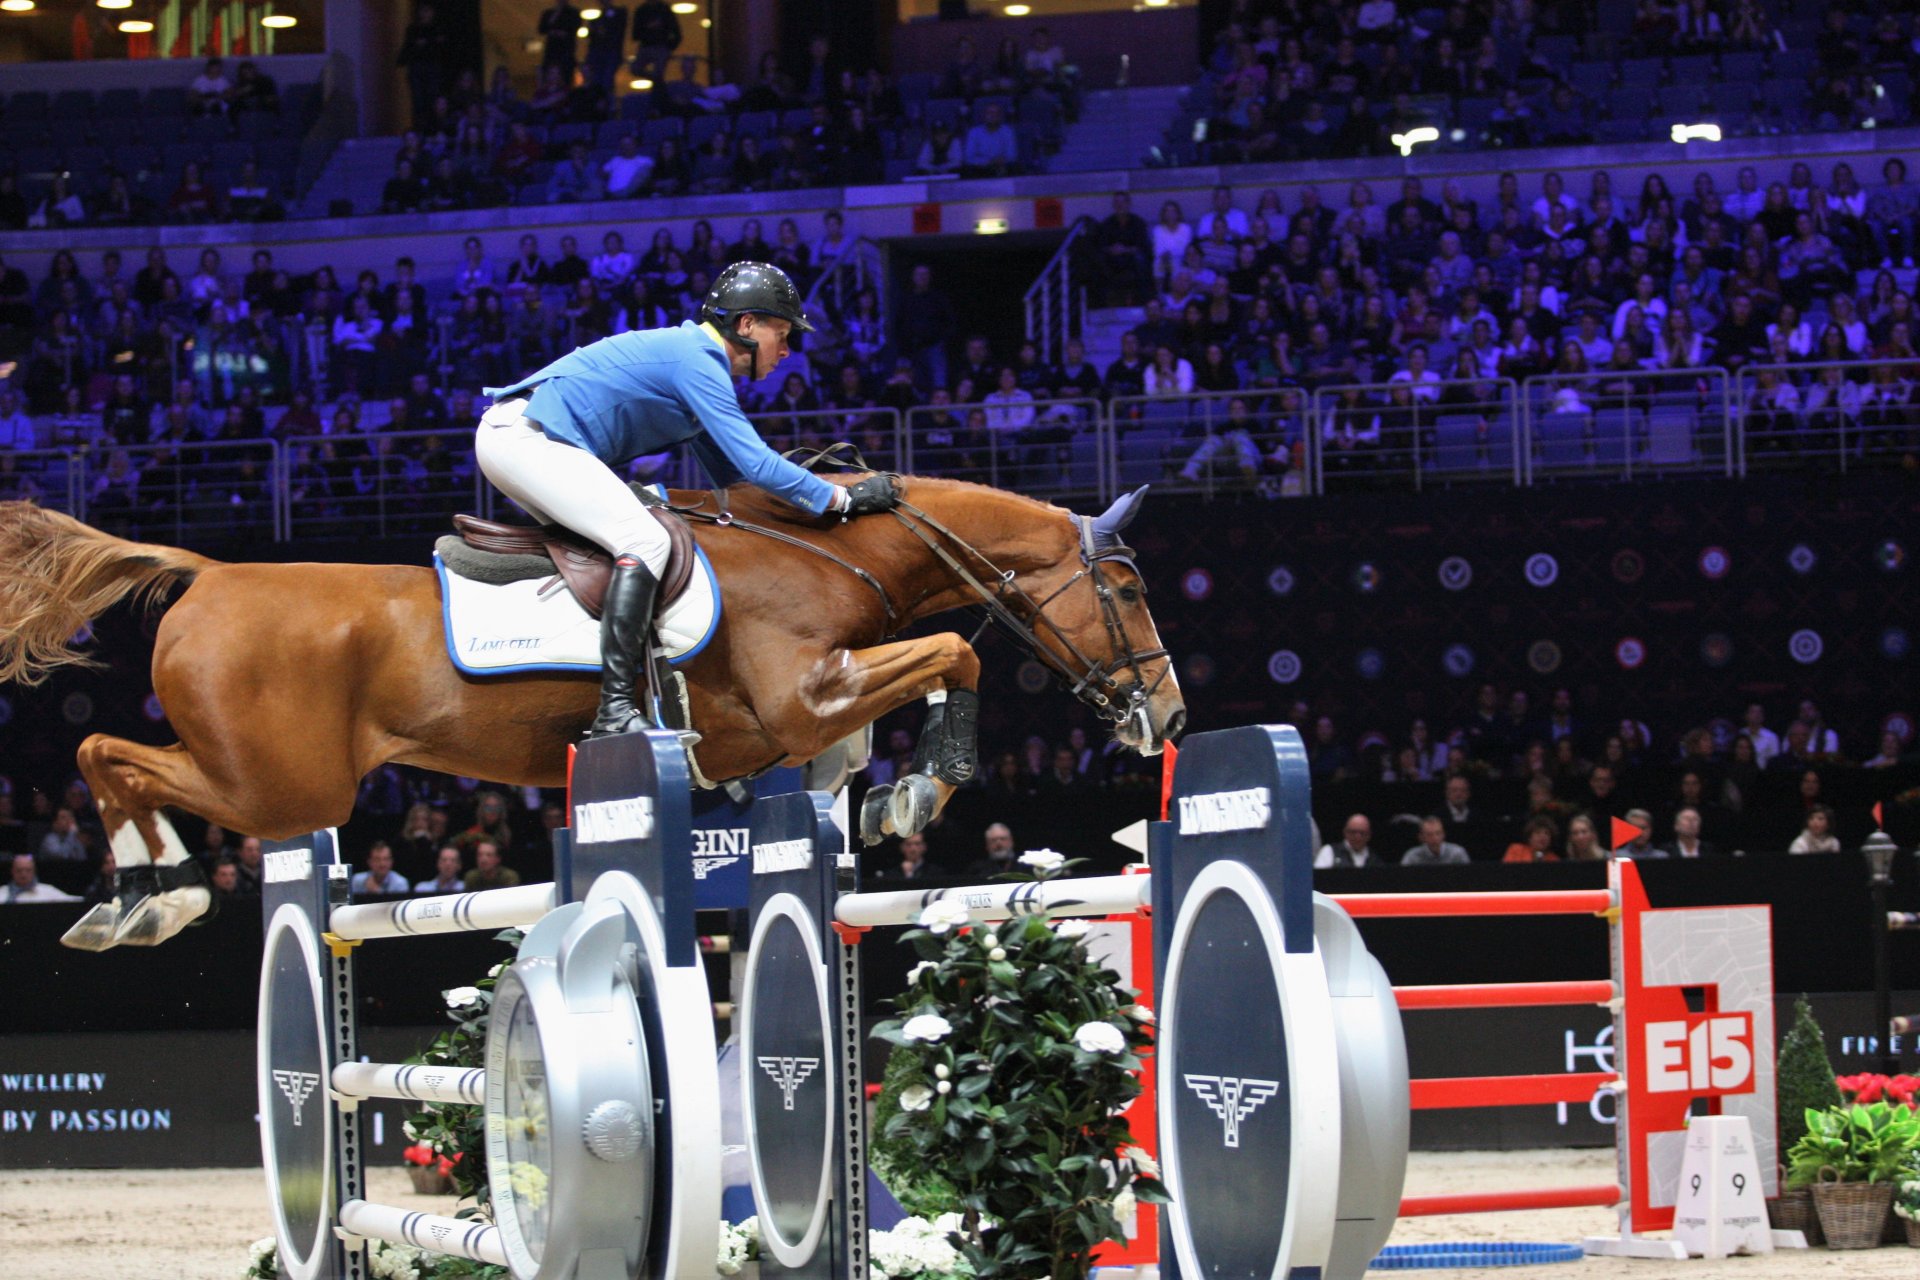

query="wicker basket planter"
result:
[1904,1215,1920,1247]
[406,1164,456,1195]
[1811,1181,1894,1250]
[1768,1188,1824,1246]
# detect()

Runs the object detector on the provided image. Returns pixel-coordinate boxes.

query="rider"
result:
[476,261,900,737]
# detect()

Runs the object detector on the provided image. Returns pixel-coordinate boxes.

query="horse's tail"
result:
[0,501,219,686]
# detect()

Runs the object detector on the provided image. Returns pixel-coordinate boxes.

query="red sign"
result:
[911,203,942,235]
[1610,816,1646,849]
[1034,196,1064,229]
[1641,1012,1756,1095]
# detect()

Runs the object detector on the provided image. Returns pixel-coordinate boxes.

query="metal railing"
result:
[77,440,283,543]
[1024,217,1091,366]
[805,236,887,327]
[1108,388,1306,499]
[748,406,906,477]
[1520,366,1734,483]
[1733,359,1920,475]
[0,448,83,513]
[278,428,482,541]
[904,397,1104,499]
[1305,378,1524,494]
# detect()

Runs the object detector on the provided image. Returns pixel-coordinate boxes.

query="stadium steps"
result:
[1049,85,1187,174]
[293,135,404,220]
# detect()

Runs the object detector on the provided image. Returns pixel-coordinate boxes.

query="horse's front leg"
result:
[793,632,980,846]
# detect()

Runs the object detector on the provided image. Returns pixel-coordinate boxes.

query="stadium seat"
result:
[1645,409,1698,466]
[7,90,50,121]
[1431,414,1488,472]
[595,119,634,148]
[1117,426,1175,487]
[687,114,730,148]
[618,93,651,122]
[734,110,776,140]
[637,116,681,146]
[1591,408,1641,470]
[922,98,966,132]
[145,86,189,118]
[1535,413,1590,469]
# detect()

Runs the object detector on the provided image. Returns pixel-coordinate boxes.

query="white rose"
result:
[737,1215,760,1243]
[1074,1021,1127,1054]
[1121,1145,1161,1179]
[488,961,509,978]
[248,1238,277,1264]
[1019,849,1066,871]
[1113,1186,1138,1226]
[905,960,938,984]
[1127,1005,1156,1024]
[898,1083,934,1112]
[917,900,971,934]
[901,1013,952,1042]
[442,986,481,1009]
[1054,918,1091,938]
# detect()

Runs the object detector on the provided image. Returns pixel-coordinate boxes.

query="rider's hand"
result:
[840,475,901,517]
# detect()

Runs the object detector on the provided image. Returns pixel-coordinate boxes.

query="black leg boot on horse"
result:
[861,688,979,845]
[587,556,662,738]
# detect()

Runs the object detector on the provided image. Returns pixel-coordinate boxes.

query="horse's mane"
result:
[673,474,1074,549]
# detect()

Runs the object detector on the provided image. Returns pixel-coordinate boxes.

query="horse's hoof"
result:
[860,785,892,847]
[114,887,209,947]
[888,774,939,837]
[61,902,122,952]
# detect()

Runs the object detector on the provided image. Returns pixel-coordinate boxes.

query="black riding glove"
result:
[840,475,901,517]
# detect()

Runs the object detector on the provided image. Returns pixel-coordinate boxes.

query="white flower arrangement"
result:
[441,986,481,1010]
[1073,1021,1127,1055]
[1896,1177,1920,1222]
[1053,918,1091,939]
[898,1083,934,1112]
[367,1239,425,1280]
[716,1217,756,1275]
[1120,1145,1161,1180]
[917,900,972,934]
[901,1013,953,1043]
[906,960,938,984]
[1018,849,1065,872]
[869,1217,964,1278]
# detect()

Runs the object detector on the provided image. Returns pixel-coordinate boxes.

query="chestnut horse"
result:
[0,477,1183,951]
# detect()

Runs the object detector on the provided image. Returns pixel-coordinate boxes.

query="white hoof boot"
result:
[114,886,212,947]
[887,773,939,837]
[62,901,124,951]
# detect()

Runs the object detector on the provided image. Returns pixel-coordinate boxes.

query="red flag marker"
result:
[1874,801,1885,830]
[1611,815,1646,848]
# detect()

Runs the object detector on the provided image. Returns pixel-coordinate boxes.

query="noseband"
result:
[887,498,1171,728]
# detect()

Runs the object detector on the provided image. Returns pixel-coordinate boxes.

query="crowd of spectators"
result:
[850,688,1917,883]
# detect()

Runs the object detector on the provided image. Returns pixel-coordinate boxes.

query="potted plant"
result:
[1770,996,1841,1244]
[1785,1101,1920,1249]
[1897,1153,1920,1248]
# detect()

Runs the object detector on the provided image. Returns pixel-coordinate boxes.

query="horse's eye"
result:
[1118,585,1142,605]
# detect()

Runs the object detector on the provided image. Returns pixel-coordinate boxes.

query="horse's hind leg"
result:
[62,736,226,951]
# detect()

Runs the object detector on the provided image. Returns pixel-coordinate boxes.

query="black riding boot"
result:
[587,556,661,738]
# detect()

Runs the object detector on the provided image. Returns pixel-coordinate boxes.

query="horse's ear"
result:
[1092,486,1150,540]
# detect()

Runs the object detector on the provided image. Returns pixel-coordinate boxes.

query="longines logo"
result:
[693,826,748,879]
[752,838,814,873]
[757,1056,822,1110]
[273,1069,322,1127]
[574,797,655,844]
[1176,787,1271,835]
[1184,1074,1280,1148]
[263,849,313,883]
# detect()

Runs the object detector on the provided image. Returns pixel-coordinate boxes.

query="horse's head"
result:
[1021,487,1186,755]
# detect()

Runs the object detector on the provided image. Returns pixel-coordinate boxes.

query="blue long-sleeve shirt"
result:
[485,320,838,515]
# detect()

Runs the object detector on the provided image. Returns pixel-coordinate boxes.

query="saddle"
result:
[449,505,697,620]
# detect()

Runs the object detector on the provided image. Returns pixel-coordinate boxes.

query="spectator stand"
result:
[1307,377,1528,494]
[743,405,904,476]
[1522,366,1737,481]
[280,425,487,542]
[1733,357,1920,475]
[904,395,1104,498]
[0,447,83,511]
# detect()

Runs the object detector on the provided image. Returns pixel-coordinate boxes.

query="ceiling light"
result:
[1144,0,1170,6]
[0,2,37,13]
[671,2,697,12]
[629,78,654,91]
[1669,122,1721,143]
[1389,125,1438,156]
[574,25,588,37]
[581,7,601,17]
[118,17,153,30]
[700,18,711,28]
[975,217,1010,235]
[1005,3,1030,12]
[261,14,296,28]
[98,0,133,9]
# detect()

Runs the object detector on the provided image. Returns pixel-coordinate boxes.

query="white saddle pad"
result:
[436,544,721,677]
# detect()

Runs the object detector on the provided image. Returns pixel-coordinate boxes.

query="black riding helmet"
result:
[699,261,813,379]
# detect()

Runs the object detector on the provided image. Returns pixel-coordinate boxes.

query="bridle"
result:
[885,495,1172,737]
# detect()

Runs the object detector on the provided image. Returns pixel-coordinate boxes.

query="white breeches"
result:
[473,397,671,574]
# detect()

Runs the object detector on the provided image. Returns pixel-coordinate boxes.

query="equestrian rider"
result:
[476,261,900,737]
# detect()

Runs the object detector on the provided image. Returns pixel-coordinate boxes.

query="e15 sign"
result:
[1643,1013,1755,1095]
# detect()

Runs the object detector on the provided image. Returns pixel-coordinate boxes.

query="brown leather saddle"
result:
[451,506,697,619]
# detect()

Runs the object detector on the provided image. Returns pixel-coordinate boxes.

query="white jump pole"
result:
[330,1062,487,1106]
[337,1199,509,1267]
[328,883,558,941]
[831,873,1150,929]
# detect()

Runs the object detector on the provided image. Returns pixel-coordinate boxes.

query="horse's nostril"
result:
[1165,707,1187,741]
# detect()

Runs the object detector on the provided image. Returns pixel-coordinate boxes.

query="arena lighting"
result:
[670,2,697,12]
[97,0,133,9]
[1668,122,1721,143]
[1005,3,1031,13]
[0,1,36,13]
[117,16,152,30]
[261,14,296,27]
[580,7,601,17]
[1389,125,1438,156]
[629,78,654,91]
[1144,0,1171,7]
[975,216,1010,235]
[574,25,587,37]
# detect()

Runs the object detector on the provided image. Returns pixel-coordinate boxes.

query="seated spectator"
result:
[0,387,35,452]
[36,807,88,861]
[415,844,466,894]
[188,57,234,115]
[380,157,427,214]
[916,121,963,177]
[1401,816,1470,865]
[1316,814,1380,867]
[232,60,280,113]
[1660,807,1720,859]
[5,852,79,903]
[873,832,934,882]
[29,174,85,230]
[1788,804,1841,854]
[168,163,219,223]
[603,134,656,199]
[547,141,606,204]
[962,101,1020,178]
[1502,815,1561,863]
[227,161,284,222]
[1180,394,1264,483]
[1564,814,1608,861]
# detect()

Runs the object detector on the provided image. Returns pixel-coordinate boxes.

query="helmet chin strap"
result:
[719,313,759,379]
